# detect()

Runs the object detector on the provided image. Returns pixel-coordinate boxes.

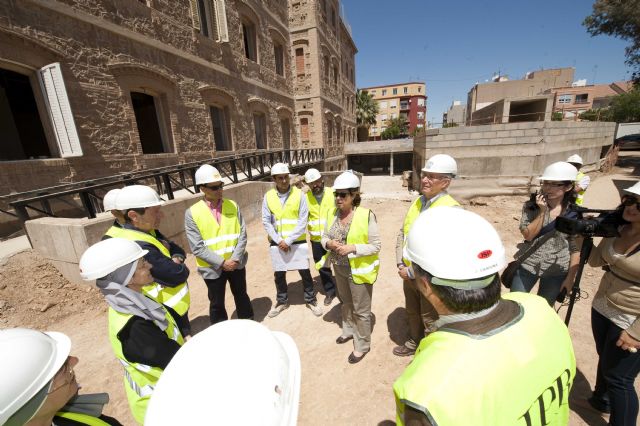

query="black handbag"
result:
[501,231,555,288]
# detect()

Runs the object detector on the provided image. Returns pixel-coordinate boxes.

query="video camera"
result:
[555,206,623,238]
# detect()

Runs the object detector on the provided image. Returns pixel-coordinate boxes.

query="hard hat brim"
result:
[80,249,149,281]
[430,274,496,290]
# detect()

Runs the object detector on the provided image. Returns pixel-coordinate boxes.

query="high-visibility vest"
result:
[393,292,576,426]
[575,171,586,206]
[54,411,112,425]
[265,186,306,243]
[401,194,460,265]
[108,307,183,424]
[316,207,380,284]
[104,222,124,239]
[306,187,335,242]
[189,199,242,268]
[117,228,190,316]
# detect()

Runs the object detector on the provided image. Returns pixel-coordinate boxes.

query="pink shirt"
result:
[205,198,222,224]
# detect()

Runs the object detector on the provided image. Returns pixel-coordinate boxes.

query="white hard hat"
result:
[195,164,222,185]
[304,168,322,183]
[0,328,71,425]
[333,170,360,190]
[271,163,290,176]
[566,154,583,165]
[103,189,121,211]
[404,207,506,289]
[539,161,578,182]
[422,154,457,176]
[114,185,164,210]
[145,320,301,426]
[79,238,148,280]
[623,181,640,197]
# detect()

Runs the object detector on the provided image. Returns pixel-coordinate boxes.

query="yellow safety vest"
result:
[117,228,190,316]
[316,207,380,284]
[108,307,183,425]
[189,199,242,268]
[55,411,112,425]
[393,292,576,426]
[575,171,586,206]
[104,223,124,239]
[306,187,335,242]
[401,194,460,266]
[265,186,306,243]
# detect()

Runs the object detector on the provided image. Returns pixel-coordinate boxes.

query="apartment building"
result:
[360,82,426,140]
[466,68,574,124]
[443,101,466,127]
[546,81,633,119]
[0,0,357,195]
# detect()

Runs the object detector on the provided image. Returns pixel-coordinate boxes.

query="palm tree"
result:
[356,89,378,141]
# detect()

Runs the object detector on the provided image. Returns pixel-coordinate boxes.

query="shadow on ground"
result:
[569,368,608,426]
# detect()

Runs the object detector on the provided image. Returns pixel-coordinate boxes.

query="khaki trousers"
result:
[403,278,438,348]
[334,264,373,353]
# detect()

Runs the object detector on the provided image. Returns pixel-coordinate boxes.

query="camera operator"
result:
[585,181,640,424]
[510,162,580,305]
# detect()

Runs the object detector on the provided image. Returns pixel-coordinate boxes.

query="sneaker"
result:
[306,301,323,317]
[587,396,611,414]
[392,344,416,357]
[324,293,335,306]
[268,302,289,318]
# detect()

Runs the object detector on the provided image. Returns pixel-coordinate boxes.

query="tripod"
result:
[564,236,594,326]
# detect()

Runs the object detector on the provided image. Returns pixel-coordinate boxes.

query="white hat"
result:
[103,189,121,211]
[114,185,164,210]
[404,207,506,289]
[195,164,223,185]
[333,171,360,190]
[79,238,148,280]
[422,154,457,176]
[566,154,583,165]
[623,181,640,197]
[0,329,71,425]
[271,163,290,176]
[539,162,578,182]
[304,168,322,183]
[145,320,300,426]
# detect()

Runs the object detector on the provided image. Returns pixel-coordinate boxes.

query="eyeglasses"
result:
[421,173,449,181]
[622,196,640,209]
[203,183,224,191]
[541,182,567,188]
[334,191,350,198]
[48,357,74,394]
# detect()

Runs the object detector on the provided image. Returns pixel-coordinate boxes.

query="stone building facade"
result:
[0,0,357,195]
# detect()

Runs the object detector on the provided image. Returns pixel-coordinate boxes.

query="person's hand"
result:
[278,241,290,252]
[397,265,410,280]
[560,278,573,295]
[222,260,239,271]
[327,240,339,251]
[535,193,547,210]
[335,244,355,256]
[172,255,184,264]
[616,330,640,353]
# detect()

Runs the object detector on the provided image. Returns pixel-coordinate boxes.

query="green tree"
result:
[609,87,640,121]
[356,89,378,141]
[579,109,611,121]
[584,0,640,84]
[380,117,408,140]
[551,111,564,121]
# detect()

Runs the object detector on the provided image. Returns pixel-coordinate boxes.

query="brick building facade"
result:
[0,0,357,195]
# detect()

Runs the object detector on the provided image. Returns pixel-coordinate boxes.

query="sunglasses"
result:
[334,191,350,198]
[203,183,224,190]
[48,357,74,394]
[622,196,640,209]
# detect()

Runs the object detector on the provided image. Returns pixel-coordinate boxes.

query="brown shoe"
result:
[392,344,416,357]
[348,351,368,364]
[336,335,353,344]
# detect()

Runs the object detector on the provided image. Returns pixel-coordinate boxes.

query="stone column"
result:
[390,152,394,176]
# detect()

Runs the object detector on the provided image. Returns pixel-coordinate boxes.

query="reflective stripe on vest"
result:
[575,172,586,206]
[104,225,125,239]
[190,199,242,268]
[317,207,379,284]
[117,228,190,316]
[401,194,460,265]
[265,187,306,243]
[393,292,576,426]
[55,411,112,426]
[108,307,184,424]
[307,187,335,242]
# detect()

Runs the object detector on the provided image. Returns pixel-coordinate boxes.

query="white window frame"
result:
[558,94,572,104]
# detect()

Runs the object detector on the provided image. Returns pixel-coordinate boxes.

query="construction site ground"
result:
[1,156,638,425]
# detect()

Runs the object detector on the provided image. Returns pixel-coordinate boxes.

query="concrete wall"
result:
[25,181,272,285]
[414,121,616,200]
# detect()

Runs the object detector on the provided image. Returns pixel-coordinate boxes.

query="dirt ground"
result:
[1,165,638,425]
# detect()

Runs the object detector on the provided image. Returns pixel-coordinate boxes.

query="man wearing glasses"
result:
[185,164,254,324]
[393,154,460,357]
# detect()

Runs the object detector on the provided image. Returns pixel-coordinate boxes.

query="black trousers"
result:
[275,269,316,304]
[204,268,254,324]
[311,240,336,297]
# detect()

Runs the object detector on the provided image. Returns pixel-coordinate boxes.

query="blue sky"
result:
[342,0,633,126]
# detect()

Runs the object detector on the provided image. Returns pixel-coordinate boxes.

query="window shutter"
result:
[189,0,201,31]
[37,63,83,158]
[213,0,229,42]
[300,118,309,140]
[295,48,305,76]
